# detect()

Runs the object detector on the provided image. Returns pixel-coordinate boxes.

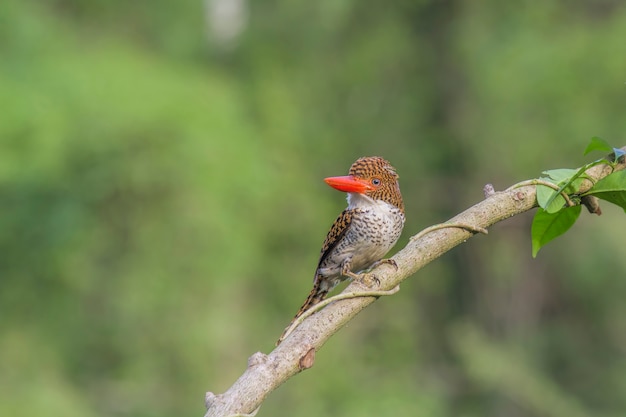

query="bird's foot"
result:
[354,273,380,288]
[359,258,400,287]
[341,257,399,288]
[341,263,378,287]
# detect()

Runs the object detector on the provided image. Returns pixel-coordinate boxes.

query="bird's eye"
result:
[371,178,381,186]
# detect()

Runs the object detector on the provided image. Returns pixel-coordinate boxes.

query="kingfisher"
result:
[277,156,405,344]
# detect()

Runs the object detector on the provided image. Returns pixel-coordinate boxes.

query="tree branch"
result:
[204,148,626,417]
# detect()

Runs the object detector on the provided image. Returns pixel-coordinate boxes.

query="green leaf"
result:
[536,169,586,213]
[540,166,590,211]
[542,168,579,183]
[585,170,626,212]
[531,206,582,257]
[536,184,566,213]
[584,136,613,155]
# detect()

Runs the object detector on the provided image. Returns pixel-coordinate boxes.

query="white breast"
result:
[343,192,405,270]
[316,192,405,284]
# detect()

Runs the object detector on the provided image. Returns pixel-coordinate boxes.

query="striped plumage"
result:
[277,156,405,344]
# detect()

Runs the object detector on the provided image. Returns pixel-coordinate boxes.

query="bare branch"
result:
[204,148,626,417]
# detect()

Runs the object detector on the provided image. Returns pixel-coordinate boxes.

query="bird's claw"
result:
[354,273,380,288]
[342,258,397,288]
[385,259,398,271]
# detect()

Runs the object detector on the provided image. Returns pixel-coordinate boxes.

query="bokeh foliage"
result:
[1,1,625,416]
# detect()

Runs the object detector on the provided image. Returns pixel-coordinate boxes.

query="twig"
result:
[410,222,488,242]
[279,285,401,342]
[507,179,575,206]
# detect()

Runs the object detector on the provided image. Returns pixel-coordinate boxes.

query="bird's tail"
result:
[276,278,329,345]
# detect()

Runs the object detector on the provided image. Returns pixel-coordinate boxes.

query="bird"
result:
[277,156,405,345]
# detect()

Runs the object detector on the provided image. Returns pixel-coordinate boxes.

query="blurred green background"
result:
[1,1,625,416]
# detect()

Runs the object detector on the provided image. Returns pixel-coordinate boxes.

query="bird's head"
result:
[324,156,404,212]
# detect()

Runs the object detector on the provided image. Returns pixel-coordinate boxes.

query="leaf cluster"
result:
[531,137,626,256]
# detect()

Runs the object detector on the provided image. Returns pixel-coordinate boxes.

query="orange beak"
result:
[324,175,374,194]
